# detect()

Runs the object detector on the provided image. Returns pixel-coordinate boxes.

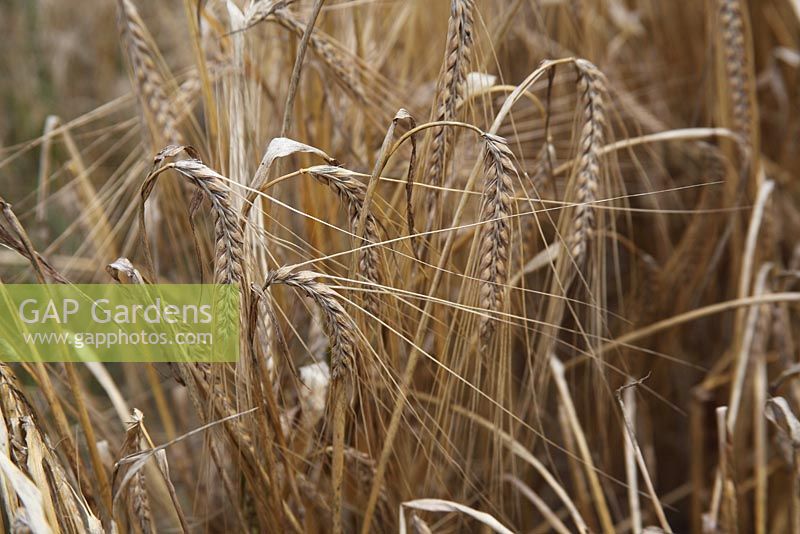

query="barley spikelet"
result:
[566,59,606,268]
[264,267,358,382]
[305,166,381,309]
[116,0,183,144]
[478,134,515,343]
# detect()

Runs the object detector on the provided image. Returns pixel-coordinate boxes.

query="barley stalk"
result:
[262,267,359,533]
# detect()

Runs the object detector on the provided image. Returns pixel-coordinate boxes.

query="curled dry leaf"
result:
[765,397,800,448]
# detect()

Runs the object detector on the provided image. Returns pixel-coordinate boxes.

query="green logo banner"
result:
[0,284,240,362]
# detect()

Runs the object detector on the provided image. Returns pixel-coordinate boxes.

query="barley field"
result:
[1,0,799,532]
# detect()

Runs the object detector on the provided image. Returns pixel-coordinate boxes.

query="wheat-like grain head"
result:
[566,59,606,269]
[426,0,475,191]
[421,0,476,256]
[263,267,358,383]
[717,0,758,153]
[304,165,381,312]
[478,134,515,344]
[142,146,245,286]
[116,0,183,145]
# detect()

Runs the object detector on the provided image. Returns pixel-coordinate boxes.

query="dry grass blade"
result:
[616,379,671,532]
[503,475,572,534]
[0,198,67,283]
[550,355,615,534]
[0,452,53,534]
[0,364,97,532]
[399,499,514,534]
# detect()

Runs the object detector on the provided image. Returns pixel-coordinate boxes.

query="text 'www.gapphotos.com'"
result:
[22,330,214,350]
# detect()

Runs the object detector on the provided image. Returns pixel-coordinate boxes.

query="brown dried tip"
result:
[106,257,145,284]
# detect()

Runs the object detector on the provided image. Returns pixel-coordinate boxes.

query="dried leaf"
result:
[251,137,336,191]
[399,498,514,534]
[0,452,53,534]
[766,397,800,447]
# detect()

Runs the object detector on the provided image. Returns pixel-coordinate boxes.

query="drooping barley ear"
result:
[421,0,475,254]
[478,134,515,344]
[116,0,183,145]
[262,267,359,533]
[566,59,606,270]
[0,197,68,283]
[263,267,358,384]
[141,146,245,285]
[304,166,381,312]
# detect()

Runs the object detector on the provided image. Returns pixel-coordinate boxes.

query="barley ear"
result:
[116,0,183,145]
[566,59,606,270]
[421,0,476,257]
[262,267,360,534]
[478,134,516,345]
